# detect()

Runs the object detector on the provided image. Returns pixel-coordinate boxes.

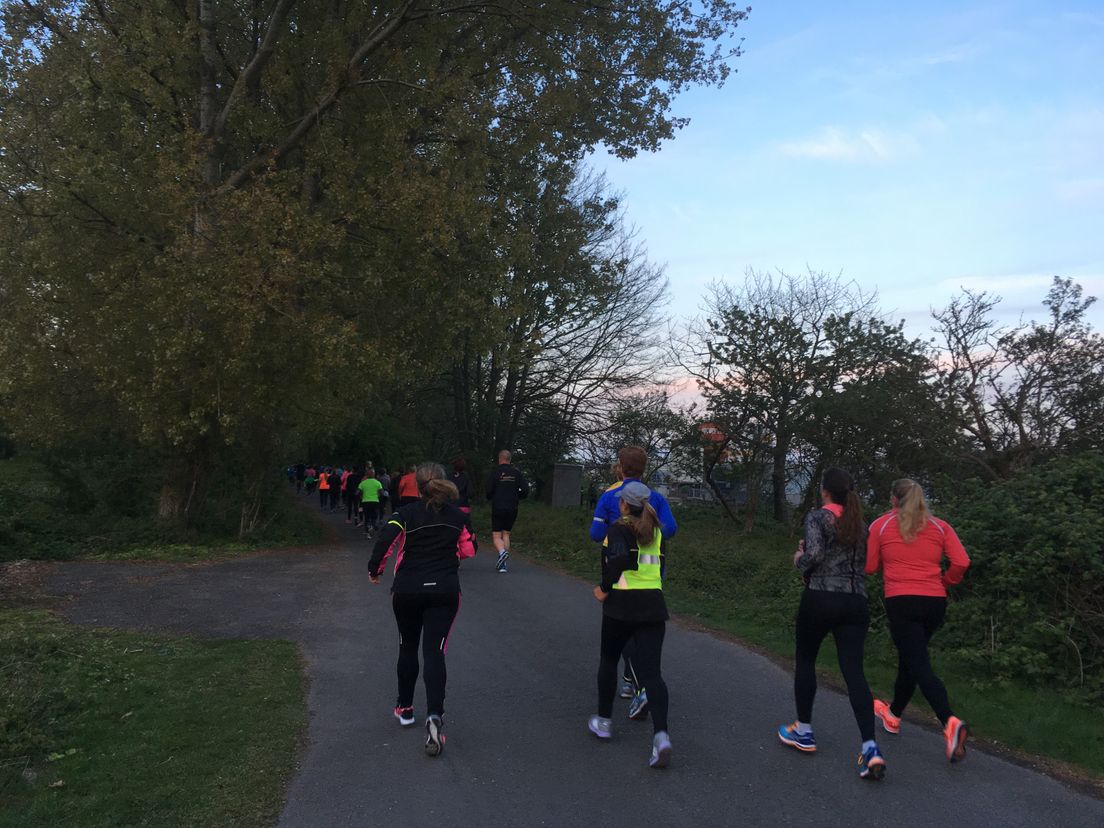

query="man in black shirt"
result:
[485,450,529,573]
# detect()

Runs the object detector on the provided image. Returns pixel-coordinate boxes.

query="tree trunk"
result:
[771,432,790,521]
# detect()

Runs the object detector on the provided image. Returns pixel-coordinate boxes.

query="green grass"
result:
[0,456,325,564]
[0,609,306,827]
[504,501,1104,779]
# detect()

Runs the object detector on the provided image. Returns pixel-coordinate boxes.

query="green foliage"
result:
[0,0,751,523]
[943,453,1104,694]
[0,610,305,826]
[0,456,323,562]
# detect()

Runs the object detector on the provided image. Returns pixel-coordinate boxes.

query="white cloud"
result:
[776,126,918,163]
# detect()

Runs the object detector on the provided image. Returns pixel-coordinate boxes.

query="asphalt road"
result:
[46,505,1104,827]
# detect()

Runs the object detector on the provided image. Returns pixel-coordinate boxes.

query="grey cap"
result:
[618,481,652,508]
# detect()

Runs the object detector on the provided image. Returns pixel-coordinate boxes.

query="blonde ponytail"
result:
[416,462,458,511]
[618,500,661,545]
[892,478,930,542]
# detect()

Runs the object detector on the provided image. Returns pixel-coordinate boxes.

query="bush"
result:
[944,453,1104,695]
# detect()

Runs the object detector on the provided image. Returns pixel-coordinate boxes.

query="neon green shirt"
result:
[358,478,383,503]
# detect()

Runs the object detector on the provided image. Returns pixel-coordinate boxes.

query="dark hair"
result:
[452,457,466,473]
[822,467,863,546]
[618,445,648,479]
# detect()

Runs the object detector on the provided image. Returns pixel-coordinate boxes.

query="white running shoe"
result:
[649,731,672,768]
[588,715,613,740]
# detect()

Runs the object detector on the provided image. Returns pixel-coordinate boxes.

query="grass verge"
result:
[0,609,306,827]
[501,501,1104,782]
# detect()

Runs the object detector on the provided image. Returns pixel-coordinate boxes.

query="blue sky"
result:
[592,0,1104,336]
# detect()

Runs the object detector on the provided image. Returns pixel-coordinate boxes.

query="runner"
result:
[778,468,885,780]
[591,448,677,718]
[397,464,420,506]
[358,469,384,536]
[588,481,673,769]
[485,450,529,573]
[318,466,331,510]
[388,468,403,508]
[377,468,391,518]
[866,478,971,763]
[344,465,364,525]
[295,462,306,494]
[450,457,472,514]
[330,467,343,512]
[367,462,477,757]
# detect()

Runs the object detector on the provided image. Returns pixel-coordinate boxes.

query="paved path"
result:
[46,506,1104,827]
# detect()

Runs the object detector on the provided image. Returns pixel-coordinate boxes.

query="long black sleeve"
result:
[368,514,403,577]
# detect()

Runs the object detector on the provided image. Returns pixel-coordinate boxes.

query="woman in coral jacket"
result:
[866,478,971,763]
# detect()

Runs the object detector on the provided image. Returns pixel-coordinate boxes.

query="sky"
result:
[591,0,1104,339]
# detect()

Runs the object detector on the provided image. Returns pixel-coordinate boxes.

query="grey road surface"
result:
[46,506,1104,828]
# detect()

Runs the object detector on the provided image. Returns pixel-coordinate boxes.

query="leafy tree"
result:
[0,0,751,523]
[686,268,875,521]
[933,276,1104,479]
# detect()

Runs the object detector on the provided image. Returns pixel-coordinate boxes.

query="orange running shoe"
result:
[873,699,900,735]
[944,716,968,762]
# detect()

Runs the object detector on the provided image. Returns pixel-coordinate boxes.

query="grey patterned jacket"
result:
[795,507,868,596]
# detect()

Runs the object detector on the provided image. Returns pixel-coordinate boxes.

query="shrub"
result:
[944,453,1104,695]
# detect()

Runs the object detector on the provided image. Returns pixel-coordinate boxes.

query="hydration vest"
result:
[612,527,663,591]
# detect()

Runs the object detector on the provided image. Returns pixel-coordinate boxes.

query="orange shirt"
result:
[398,473,419,499]
[866,511,970,598]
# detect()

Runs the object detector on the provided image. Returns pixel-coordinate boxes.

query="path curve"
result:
[46,506,1104,827]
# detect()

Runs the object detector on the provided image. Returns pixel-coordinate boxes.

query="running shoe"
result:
[587,714,612,740]
[944,716,968,762]
[619,677,635,699]
[496,550,510,570]
[393,705,415,727]
[777,722,816,753]
[425,714,445,757]
[628,688,649,720]
[649,730,672,769]
[858,744,886,780]
[874,699,901,735]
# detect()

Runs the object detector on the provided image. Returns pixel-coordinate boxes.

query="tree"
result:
[431,164,668,474]
[685,268,876,521]
[0,0,751,523]
[933,276,1104,479]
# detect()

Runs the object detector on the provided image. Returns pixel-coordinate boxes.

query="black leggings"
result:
[886,595,953,724]
[794,588,874,741]
[598,616,669,733]
[362,502,379,532]
[392,592,461,717]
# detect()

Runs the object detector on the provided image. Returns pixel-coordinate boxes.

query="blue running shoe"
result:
[777,722,816,753]
[858,744,886,780]
[628,688,649,720]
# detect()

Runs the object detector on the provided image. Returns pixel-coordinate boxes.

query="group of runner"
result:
[296,446,972,780]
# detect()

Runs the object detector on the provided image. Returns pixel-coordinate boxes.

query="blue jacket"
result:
[589,479,678,543]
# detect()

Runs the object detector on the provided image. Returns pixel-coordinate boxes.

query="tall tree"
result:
[0,0,750,522]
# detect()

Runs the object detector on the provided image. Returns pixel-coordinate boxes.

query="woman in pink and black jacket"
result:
[369,462,477,757]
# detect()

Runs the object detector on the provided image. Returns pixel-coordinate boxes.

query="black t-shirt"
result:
[485,464,530,512]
